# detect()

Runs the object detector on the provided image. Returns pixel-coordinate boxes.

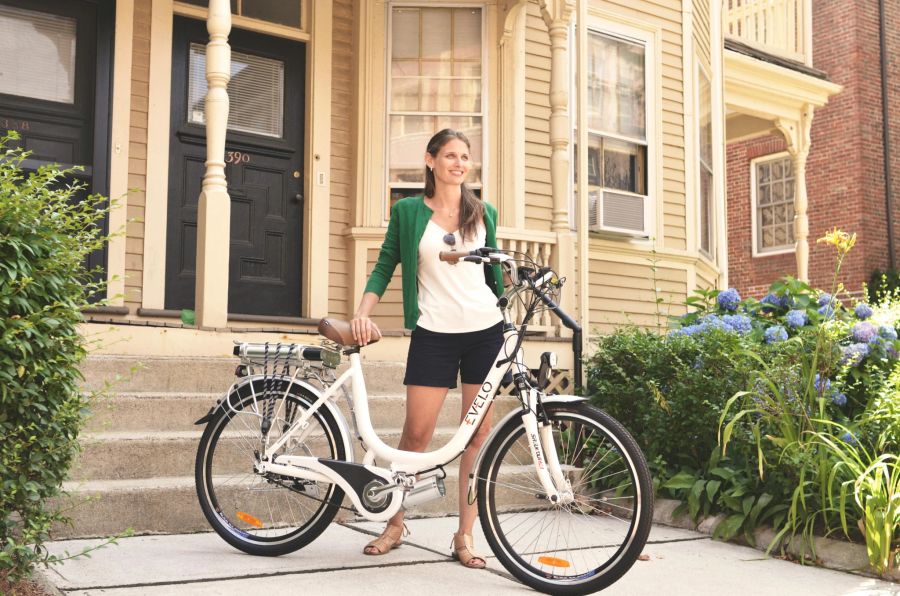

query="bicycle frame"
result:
[246,255,578,522]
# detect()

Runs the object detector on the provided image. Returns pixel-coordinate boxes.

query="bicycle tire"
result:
[477,402,653,595]
[195,377,346,556]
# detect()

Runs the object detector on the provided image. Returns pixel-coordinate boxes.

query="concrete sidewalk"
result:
[42,518,899,596]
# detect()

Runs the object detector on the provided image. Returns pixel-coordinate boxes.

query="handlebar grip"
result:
[537,291,582,332]
[439,250,469,263]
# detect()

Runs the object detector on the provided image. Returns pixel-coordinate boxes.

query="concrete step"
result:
[80,356,411,395]
[58,463,545,539]
[82,390,519,434]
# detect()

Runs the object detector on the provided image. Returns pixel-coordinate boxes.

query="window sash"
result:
[386,5,485,217]
[697,64,713,257]
[755,155,796,253]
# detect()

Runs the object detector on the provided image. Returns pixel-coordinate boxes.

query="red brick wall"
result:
[726,0,900,298]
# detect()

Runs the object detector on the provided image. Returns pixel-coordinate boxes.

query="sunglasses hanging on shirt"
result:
[443,232,457,266]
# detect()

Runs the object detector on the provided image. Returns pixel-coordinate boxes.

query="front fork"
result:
[522,388,574,505]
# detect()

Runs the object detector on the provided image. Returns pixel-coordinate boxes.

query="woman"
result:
[350,129,505,570]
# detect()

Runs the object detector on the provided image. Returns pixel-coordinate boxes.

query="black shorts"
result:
[403,322,504,389]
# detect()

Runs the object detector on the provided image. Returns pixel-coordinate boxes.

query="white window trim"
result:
[581,16,658,241]
[751,151,796,257]
[696,60,714,261]
[384,2,489,223]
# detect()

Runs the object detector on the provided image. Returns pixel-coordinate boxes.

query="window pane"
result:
[420,78,453,112]
[454,9,481,61]
[391,77,420,111]
[700,168,712,254]
[588,32,645,139]
[422,9,451,60]
[180,0,238,12]
[602,137,646,194]
[756,156,796,251]
[189,44,284,138]
[242,0,302,28]
[0,5,76,104]
[392,9,420,59]
[452,79,481,112]
[699,70,712,165]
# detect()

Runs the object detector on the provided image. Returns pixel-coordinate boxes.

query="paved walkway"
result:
[43,518,899,595]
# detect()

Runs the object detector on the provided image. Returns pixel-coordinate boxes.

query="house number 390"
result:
[226,151,251,164]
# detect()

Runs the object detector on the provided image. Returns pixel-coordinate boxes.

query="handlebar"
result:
[438,248,581,332]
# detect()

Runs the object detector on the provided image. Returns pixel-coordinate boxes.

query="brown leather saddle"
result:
[317,317,381,348]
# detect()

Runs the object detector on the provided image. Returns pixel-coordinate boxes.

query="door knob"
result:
[294,193,303,203]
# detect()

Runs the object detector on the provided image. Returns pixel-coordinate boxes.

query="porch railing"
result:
[725,0,813,66]
[496,227,557,331]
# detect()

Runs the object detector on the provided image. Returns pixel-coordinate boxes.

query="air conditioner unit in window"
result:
[588,189,650,236]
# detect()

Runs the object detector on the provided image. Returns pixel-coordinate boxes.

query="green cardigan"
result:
[363,196,505,330]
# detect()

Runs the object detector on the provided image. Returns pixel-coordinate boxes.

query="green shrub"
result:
[867,268,900,306]
[0,134,111,583]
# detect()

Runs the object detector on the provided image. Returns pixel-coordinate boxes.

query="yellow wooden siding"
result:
[367,247,405,330]
[696,260,717,290]
[587,253,688,333]
[125,0,150,310]
[330,0,353,318]
[524,4,553,232]
[693,0,711,67]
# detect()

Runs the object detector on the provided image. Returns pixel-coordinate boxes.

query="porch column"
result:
[539,0,576,336]
[195,0,232,327]
[776,104,813,283]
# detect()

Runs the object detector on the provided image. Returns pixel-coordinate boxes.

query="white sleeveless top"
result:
[416,220,504,333]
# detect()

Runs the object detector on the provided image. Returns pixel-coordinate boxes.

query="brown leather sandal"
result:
[451,532,486,569]
[363,523,408,555]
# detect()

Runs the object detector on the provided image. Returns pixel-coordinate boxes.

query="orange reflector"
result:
[538,556,571,568]
[236,511,263,528]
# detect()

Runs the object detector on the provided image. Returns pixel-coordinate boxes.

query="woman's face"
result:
[427,138,471,186]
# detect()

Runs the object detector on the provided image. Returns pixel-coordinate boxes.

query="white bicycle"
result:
[195,248,652,595]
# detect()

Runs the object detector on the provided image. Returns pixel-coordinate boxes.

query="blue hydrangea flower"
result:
[840,342,870,367]
[840,431,858,446]
[760,293,780,311]
[785,309,808,329]
[764,325,788,343]
[879,325,898,341]
[722,314,752,335]
[818,304,835,319]
[814,373,831,394]
[851,321,878,344]
[831,392,848,406]
[717,288,741,312]
[817,293,833,307]
[854,303,873,320]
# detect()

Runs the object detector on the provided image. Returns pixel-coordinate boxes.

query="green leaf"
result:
[662,471,697,490]
[705,479,722,503]
[714,514,746,541]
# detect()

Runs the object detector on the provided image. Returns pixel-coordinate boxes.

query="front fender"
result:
[466,395,587,504]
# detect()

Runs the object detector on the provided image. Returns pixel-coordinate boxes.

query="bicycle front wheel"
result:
[477,402,652,595]
[196,378,346,556]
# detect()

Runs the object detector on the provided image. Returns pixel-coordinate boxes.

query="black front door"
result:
[166,17,305,317]
[0,0,112,278]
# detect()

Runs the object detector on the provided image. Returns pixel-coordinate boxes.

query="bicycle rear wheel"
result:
[195,378,346,556]
[477,402,652,595]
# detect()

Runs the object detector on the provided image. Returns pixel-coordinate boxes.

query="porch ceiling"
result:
[724,49,842,124]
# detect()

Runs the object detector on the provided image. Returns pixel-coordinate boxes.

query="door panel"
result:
[165,17,305,317]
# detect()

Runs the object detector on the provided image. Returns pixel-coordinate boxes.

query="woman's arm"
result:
[351,292,382,346]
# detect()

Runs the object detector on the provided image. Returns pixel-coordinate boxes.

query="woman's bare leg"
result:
[457,382,494,536]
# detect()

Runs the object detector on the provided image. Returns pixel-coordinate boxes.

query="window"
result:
[753,154,795,255]
[580,30,649,235]
[387,6,484,214]
[0,5,77,104]
[698,66,713,257]
[179,0,303,29]
[188,44,285,138]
